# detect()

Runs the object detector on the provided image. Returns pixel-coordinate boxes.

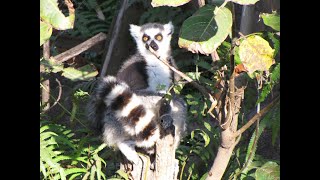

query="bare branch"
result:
[41,40,50,110]
[233,96,280,138]
[41,78,63,113]
[52,32,107,63]
[100,0,128,77]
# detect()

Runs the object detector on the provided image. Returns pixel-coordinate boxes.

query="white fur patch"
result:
[144,54,172,93]
[117,141,140,164]
[115,94,141,117]
[102,76,117,83]
[170,101,179,112]
[135,110,154,134]
[104,84,127,105]
[136,128,160,148]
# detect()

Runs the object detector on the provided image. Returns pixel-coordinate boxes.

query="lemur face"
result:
[130,22,174,58]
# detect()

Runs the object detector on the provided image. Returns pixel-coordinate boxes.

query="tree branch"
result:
[51,32,107,63]
[100,0,128,77]
[41,40,50,111]
[233,96,280,138]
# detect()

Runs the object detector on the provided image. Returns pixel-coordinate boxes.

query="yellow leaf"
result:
[239,35,275,75]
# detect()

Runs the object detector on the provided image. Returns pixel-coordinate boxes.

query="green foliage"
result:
[66,0,117,38]
[178,5,232,55]
[255,161,280,180]
[40,0,75,45]
[40,0,75,30]
[40,120,109,180]
[62,64,98,81]
[261,12,280,31]
[257,63,280,103]
[40,21,53,46]
[40,58,98,82]
[177,127,219,180]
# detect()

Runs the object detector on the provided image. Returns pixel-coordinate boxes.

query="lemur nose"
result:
[149,40,158,51]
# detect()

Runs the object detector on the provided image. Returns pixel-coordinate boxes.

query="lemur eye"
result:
[142,35,149,42]
[155,34,163,41]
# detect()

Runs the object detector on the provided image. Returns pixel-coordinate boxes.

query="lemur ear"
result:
[129,24,141,40]
[164,21,174,35]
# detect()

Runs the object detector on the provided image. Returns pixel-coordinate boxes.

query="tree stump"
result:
[120,128,178,180]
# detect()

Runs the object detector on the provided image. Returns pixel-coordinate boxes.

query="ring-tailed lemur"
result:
[87,22,186,165]
[117,21,180,93]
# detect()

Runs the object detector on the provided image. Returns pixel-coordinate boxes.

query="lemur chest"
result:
[145,59,172,93]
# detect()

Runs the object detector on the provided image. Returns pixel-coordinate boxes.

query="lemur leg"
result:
[117,141,140,165]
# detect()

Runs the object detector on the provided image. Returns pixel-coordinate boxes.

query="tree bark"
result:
[41,40,50,110]
[120,129,178,180]
[52,32,107,63]
[206,73,247,180]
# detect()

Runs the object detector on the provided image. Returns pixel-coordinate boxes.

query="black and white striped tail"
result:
[88,76,160,148]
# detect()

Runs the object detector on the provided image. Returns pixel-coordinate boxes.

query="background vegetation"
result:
[40,0,280,179]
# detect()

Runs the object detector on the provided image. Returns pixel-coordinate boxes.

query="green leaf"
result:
[151,0,191,7]
[267,32,280,57]
[270,63,280,83]
[40,0,75,30]
[239,35,275,75]
[203,121,212,132]
[255,161,280,180]
[234,46,242,64]
[261,13,280,31]
[116,170,129,180]
[257,63,280,103]
[241,118,269,177]
[178,5,232,55]
[64,168,87,176]
[62,64,98,81]
[40,21,52,46]
[200,172,208,180]
[230,0,260,5]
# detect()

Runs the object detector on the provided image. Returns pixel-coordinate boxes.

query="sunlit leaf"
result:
[116,170,129,180]
[151,0,191,7]
[239,35,275,75]
[261,13,280,31]
[62,64,98,81]
[178,5,232,55]
[40,21,52,46]
[40,0,75,30]
[255,161,280,180]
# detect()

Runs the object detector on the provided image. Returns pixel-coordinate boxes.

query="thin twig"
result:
[41,78,63,113]
[51,32,107,63]
[40,83,90,129]
[233,96,280,138]
[100,0,128,77]
[147,48,217,106]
